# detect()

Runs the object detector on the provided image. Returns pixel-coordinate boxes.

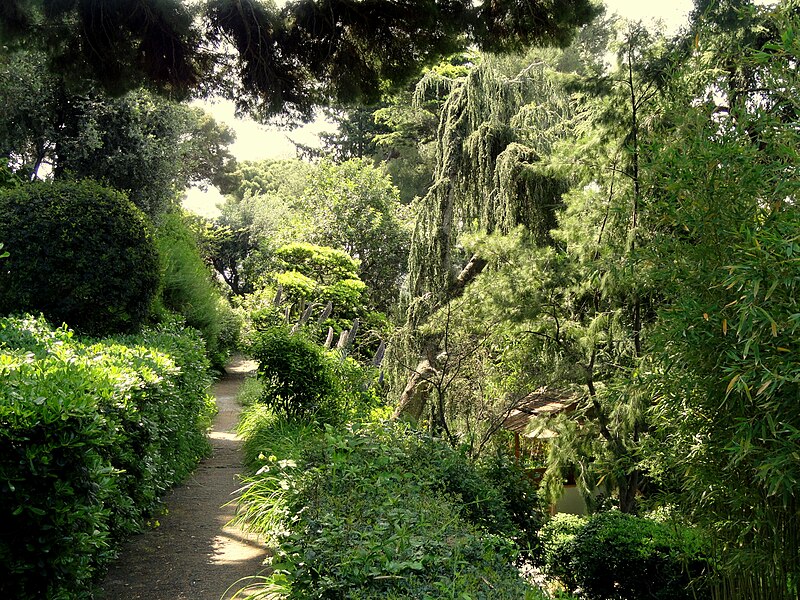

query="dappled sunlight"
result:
[209,431,239,442]
[208,531,266,566]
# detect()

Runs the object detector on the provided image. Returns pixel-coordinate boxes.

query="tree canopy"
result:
[0,0,598,121]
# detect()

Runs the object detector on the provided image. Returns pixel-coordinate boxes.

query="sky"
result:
[182,0,696,217]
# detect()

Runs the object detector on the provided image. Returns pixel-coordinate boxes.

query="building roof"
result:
[502,387,578,437]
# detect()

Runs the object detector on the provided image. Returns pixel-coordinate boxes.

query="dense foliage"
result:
[155,212,241,369]
[210,159,410,315]
[538,511,709,600]
[0,52,236,216]
[0,316,215,599]
[383,2,799,597]
[234,417,545,599]
[250,326,338,421]
[0,0,597,121]
[0,180,159,336]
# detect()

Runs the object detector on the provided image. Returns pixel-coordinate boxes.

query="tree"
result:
[0,0,598,122]
[209,159,314,295]
[641,2,800,596]
[392,47,579,433]
[300,159,411,311]
[0,51,237,216]
[54,89,236,216]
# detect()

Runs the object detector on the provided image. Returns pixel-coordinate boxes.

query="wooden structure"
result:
[502,387,578,459]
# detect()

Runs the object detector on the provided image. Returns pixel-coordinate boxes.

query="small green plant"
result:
[538,513,587,591]
[236,375,265,408]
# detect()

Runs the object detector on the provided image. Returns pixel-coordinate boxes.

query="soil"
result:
[96,356,269,600]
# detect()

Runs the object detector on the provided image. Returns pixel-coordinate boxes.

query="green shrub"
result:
[234,421,545,599]
[0,315,215,599]
[250,326,338,421]
[538,513,587,591]
[327,354,383,420]
[539,511,710,600]
[0,180,160,336]
[155,212,241,369]
[481,453,547,557]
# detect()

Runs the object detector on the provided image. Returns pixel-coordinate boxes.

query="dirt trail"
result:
[97,356,267,600]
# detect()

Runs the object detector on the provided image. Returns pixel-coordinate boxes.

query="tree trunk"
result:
[393,253,487,421]
[392,359,438,421]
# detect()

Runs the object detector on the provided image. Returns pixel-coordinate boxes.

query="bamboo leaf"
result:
[726,373,740,395]
[764,279,779,301]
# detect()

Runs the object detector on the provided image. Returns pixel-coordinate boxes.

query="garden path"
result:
[97,356,267,600]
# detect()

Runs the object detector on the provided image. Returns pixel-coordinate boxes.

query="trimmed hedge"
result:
[0,180,160,336]
[0,315,216,599]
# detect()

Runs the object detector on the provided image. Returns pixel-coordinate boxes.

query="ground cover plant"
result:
[0,315,216,599]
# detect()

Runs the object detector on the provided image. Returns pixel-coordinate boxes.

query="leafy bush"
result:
[538,513,587,591]
[0,315,215,599]
[0,179,160,335]
[250,326,338,421]
[481,453,547,557]
[274,242,360,285]
[154,212,241,369]
[234,421,545,599]
[539,511,709,600]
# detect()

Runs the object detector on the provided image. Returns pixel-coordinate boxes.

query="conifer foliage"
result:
[0,0,598,120]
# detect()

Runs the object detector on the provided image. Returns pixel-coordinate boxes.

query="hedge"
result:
[0,315,216,599]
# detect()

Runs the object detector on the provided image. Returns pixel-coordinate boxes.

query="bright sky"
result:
[183,0,695,218]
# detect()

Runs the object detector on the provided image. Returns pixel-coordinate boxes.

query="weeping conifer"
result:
[407,54,570,320]
[395,52,572,423]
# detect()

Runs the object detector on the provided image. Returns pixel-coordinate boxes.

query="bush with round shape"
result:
[540,510,710,600]
[250,326,338,422]
[0,180,159,335]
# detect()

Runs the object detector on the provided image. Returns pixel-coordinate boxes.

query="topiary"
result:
[0,179,159,335]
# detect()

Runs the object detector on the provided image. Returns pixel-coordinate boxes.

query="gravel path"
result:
[96,356,267,600]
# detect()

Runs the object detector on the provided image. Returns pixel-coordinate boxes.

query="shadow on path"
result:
[96,356,268,600]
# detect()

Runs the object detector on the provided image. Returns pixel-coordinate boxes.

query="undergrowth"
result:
[232,414,547,600]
